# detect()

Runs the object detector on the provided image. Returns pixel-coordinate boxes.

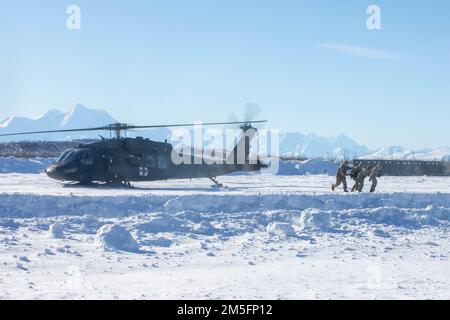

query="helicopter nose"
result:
[46,164,64,180]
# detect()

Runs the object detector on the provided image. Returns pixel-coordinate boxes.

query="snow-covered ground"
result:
[1,173,450,299]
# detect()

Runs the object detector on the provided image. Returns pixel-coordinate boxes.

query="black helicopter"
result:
[0,121,267,187]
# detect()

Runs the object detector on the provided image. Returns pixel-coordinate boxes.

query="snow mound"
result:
[342,205,450,228]
[298,208,332,231]
[48,223,65,238]
[191,221,217,235]
[136,214,184,233]
[0,218,21,230]
[266,222,297,237]
[3,192,450,219]
[95,224,139,252]
[81,215,102,229]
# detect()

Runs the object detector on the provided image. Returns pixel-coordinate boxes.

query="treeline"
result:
[279,155,341,162]
[279,155,310,161]
[0,140,98,158]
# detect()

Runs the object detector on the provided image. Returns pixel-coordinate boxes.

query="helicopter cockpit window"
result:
[56,150,69,163]
[157,154,168,169]
[56,150,75,163]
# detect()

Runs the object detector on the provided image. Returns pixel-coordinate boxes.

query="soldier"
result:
[350,164,362,192]
[332,161,349,192]
[369,164,382,192]
[354,165,372,192]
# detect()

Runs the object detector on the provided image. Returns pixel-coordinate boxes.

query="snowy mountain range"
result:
[1,104,448,160]
[0,104,117,141]
[277,131,369,159]
[361,146,450,161]
[0,104,370,158]
[0,104,171,143]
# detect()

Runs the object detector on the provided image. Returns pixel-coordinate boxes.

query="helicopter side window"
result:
[80,151,94,166]
[127,153,144,165]
[144,153,156,168]
[157,154,168,169]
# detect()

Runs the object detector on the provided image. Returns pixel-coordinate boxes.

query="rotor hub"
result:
[107,123,131,139]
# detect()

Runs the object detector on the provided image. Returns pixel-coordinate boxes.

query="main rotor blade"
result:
[0,126,108,137]
[0,120,267,137]
[129,120,267,130]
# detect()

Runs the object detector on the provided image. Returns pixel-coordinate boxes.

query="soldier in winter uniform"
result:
[353,165,372,192]
[332,161,349,192]
[350,164,362,192]
[369,164,382,192]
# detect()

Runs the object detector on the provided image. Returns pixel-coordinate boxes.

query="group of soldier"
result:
[331,161,382,193]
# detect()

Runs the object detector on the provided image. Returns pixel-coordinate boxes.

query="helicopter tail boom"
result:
[226,124,259,165]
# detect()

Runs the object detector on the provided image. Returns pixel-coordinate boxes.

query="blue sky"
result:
[1,0,449,149]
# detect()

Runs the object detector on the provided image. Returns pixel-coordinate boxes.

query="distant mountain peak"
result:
[334,133,352,142]
[37,109,64,120]
[0,117,14,128]
[362,145,450,161]
[45,108,62,115]
[69,103,91,114]
[60,104,116,128]
[64,103,89,117]
[0,104,117,141]
[74,102,87,108]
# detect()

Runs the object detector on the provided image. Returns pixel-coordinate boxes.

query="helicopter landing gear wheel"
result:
[124,180,133,188]
[107,178,134,188]
[209,177,223,188]
[78,176,92,185]
[117,180,133,188]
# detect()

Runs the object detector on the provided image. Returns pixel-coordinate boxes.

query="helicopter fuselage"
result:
[45,136,265,184]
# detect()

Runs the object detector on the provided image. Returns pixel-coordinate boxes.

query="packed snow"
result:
[0,171,450,299]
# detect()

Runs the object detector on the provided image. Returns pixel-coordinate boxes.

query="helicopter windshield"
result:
[56,150,75,163]
[56,149,92,164]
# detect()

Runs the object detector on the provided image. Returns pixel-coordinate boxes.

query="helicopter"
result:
[0,120,268,187]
